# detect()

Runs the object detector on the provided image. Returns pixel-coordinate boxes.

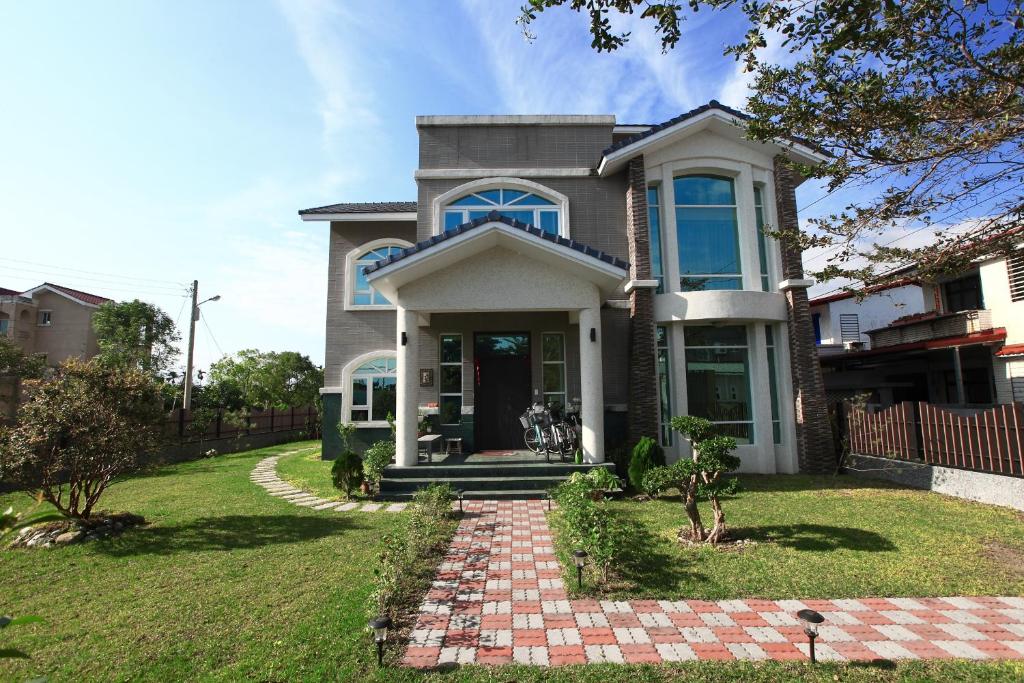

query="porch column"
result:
[578,305,605,463]
[396,305,419,467]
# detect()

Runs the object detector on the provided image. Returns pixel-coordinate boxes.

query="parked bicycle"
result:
[520,402,580,462]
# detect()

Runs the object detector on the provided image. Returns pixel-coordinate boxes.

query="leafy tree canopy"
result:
[0,337,46,380]
[92,299,180,376]
[519,0,1024,290]
[201,349,322,411]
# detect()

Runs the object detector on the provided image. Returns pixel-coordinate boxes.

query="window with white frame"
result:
[764,325,782,444]
[37,310,52,326]
[439,334,462,425]
[648,185,665,293]
[674,175,743,291]
[541,332,566,410]
[656,325,673,446]
[684,325,754,443]
[350,356,397,423]
[443,188,561,235]
[351,244,405,307]
[754,186,770,292]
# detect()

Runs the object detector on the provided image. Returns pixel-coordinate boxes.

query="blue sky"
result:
[1,0,841,371]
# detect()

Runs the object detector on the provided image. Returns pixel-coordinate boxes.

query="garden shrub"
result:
[605,444,631,479]
[331,451,363,499]
[367,483,456,626]
[362,440,395,492]
[551,473,627,584]
[627,436,664,491]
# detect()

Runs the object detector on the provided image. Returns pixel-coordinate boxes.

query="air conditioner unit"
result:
[843,340,864,351]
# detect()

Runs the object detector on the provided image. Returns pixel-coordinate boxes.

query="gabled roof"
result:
[363,211,628,277]
[599,100,829,175]
[298,201,417,220]
[0,286,21,296]
[22,283,112,307]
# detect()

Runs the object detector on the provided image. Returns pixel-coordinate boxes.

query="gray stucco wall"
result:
[324,220,417,388]
[418,123,613,170]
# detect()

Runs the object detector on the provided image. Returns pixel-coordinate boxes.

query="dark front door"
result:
[474,333,531,450]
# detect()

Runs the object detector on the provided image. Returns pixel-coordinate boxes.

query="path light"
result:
[456,489,465,513]
[797,609,825,664]
[572,549,588,589]
[367,615,392,666]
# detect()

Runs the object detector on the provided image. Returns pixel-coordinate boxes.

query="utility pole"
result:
[183,280,199,410]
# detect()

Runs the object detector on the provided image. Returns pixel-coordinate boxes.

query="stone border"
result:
[250,455,407,513]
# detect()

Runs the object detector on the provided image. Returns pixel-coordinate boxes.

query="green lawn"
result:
[274,445,362,501]
[1,445,1021,681]
[554,474,1024,600]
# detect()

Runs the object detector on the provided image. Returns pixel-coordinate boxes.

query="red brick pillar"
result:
[774,156,835,473]
[624,156,660,446]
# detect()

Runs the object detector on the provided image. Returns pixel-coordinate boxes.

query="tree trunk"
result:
[683,476,705,541]
[705,495,727,544]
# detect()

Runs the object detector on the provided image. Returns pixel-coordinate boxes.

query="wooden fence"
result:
[165,405,319,444]
[845,401,1024,477]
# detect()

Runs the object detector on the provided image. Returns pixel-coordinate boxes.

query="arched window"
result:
[349,356,397,423]
[443,188,560,235]
[347,240,411,309]
[674,174,742,291]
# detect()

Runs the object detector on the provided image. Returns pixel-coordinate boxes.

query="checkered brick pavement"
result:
[402,499,1024,668]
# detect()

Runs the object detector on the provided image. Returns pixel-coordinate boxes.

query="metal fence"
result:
[165,405,319,444]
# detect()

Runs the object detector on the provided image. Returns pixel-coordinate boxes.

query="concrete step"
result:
[380,474,569,494]
[383,462,615,479]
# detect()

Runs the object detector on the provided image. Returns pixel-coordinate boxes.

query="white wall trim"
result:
[779,278,815,290]
[340,349,397,429]
[416,168,592,180]
[416,114,615,126]
[300,212,416,222]
[624,279,659,293]
[21,284,103,309]
[344,238,415,311]
[429,177,572,238]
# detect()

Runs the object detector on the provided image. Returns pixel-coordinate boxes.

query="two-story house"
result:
[0,282,111,367]
[301,101,834,475]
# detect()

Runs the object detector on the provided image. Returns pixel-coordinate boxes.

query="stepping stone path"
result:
[250,455,407,513]
[403,499,1024,668]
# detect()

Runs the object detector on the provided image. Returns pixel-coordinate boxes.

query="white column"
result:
[578,305,605,463]
[396,305,419,467]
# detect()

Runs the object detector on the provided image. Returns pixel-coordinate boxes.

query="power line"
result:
[0,264,189,297]
[201,313,225,359]
[0,255,187,287]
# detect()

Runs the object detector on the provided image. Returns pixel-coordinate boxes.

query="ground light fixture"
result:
[367,615,392,666]
[572,549,588,589]
[456,489,465,513]
[797,608,825,664]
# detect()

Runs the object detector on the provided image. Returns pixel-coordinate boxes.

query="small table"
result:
[418,434,443,463]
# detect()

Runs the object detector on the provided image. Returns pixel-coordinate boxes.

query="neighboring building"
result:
[301,101,835,474]
[0,282,111,366]
[815,253,1024,408]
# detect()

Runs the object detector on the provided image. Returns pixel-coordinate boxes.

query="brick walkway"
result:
[402,499,1024,668]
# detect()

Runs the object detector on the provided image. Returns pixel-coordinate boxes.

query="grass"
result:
[1,447,1021,681]
[274,445,365,501]
[552,474,1024,601]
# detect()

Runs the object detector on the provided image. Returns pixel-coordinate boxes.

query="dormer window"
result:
[443,188,560,235]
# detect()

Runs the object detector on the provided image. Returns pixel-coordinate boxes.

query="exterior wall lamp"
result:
[589,327,596,342]
[797,609,825,663]
[401,332,408,346]
[572,549,588,589]
[367,615,392,666]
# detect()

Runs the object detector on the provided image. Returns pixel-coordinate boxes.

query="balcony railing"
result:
[868,309,994,349]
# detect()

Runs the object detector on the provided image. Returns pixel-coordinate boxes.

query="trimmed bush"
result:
[331,451,363,499]
[551,473,627,584]
[627,436,664,491]
[362,440,395,492]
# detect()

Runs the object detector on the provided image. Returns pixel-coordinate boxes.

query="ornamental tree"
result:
[642,416,740,544]
[0,359,164,520]
[92,299,180,376]
[519,1,1024,290]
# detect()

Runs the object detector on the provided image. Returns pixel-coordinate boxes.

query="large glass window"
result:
[350,357,397,423]
[674,175,742,291]
[754,186,770,292]
[439,334,463,425]
[443,188,560,236]
[765,325,782,444]
[542,333,566,410]
[656,326,673,446]
[351,245,405,306]
[684,325,753,443]
[648,186,665,293]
